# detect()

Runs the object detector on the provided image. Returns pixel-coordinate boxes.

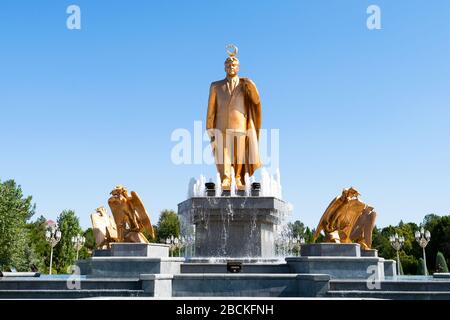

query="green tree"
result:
[435,252,449,273]
[53,210,83,273]
[304,227,314,244]
[399,251,419,275]
[25,215,49,272]
[372,226,394,258]
[372,222,419,275]
[417,257,426,275]
[144,225,158,243]
[288,220,305,238]
[423,214,441,232]
[312,228,324,243]
[288,220,314,255]
[0,180,36,271]
[156,210,180,243]
[78,228,95,260]
[423,215,450,273]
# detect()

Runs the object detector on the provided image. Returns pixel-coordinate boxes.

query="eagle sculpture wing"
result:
[107,215,119,240]
[91,211,108,248]
[129,191,155,239]
[313,195,344,241]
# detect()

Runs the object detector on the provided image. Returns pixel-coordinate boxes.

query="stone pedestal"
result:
[178,197,291,258]
[361,249,378,257]
[300,243,361,257]
[111,243,170,257]
[77,243,184,278]
[287,243,396,280]
[94,243,170,258]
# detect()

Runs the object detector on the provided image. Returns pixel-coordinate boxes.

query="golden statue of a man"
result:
[206,45,262,190]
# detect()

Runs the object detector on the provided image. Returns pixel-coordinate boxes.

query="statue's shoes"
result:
[236,181,246,190]
[222,179,231,190]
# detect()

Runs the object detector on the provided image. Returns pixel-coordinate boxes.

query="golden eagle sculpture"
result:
[313,187,377,250]
[91,186,155,248]
[107,185,155,243]
[90,206,118,249]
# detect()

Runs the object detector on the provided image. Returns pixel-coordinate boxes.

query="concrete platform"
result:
[172,273,330,297]
[93,243,170,258]
[181,262,289,274]
[286,243,395,280]
[300,243,361,257]
[286,256,386,280]
[2,273,450,299]
[111,243,170,257]
[77,257,184,278]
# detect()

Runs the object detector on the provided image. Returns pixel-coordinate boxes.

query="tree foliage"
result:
[423,214,450,273]
[25,215,49,272]
[372,222,420,275]
[0,180,36,271]
[435,251,449,273]
[77,228,95,260]
[156,209,180,243]
[417,258,426,275]
[53,210,83,273]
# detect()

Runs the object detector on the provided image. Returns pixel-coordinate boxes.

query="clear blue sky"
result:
[1,0,449,230]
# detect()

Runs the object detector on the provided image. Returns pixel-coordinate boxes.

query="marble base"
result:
[172,273,330,297]
[77,243,181,278]
[77,257,184,278]
[178,197,291,257]
[287,243,395,280]
[111,243,170,257]
[300,243,361,257]
[93,243,170,258]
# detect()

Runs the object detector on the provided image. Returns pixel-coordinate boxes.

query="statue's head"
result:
[224,44,240,77]
[96,206,107,216]
[224,56,240,77]
[342,187,360,199]
[110,185,129,198]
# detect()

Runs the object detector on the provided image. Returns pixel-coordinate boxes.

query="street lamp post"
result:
[415,227,431,276]
[389,233,405,276]
[72,234,86,261]
[298,237,306,256]
[45,225,62,275]
[166,235,179,257]
[289,236,306,256]
[288,236,295,256]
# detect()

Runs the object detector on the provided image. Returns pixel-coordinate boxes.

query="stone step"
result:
[0,279,141,291]
[77,257,184,277]
[181,263,289,274]
[0,289,147,299]
[172,273,330,297]
[330,280,450,292]
[327,290,450,300]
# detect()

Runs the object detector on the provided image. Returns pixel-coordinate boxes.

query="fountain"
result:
[215,173,222,197]
[244,173,251,197]
[178,168,293,259]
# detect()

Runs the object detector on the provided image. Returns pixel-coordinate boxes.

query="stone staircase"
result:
[327,279,450,300]
[0,278,147,299]
[2,243,449,299]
